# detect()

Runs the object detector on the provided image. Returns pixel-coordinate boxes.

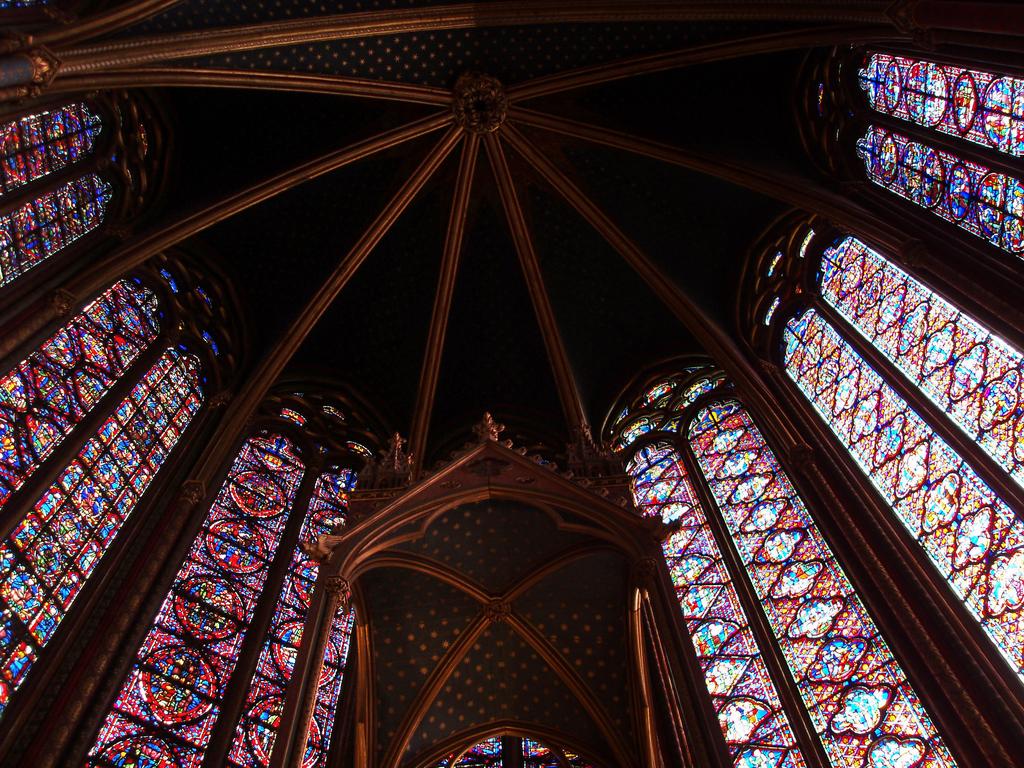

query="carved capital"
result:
[301,534,335,563]
[787,443,816,469]
[178,480,206,507]
[50,288,76,317]
[452,73,507,134]
[886,0,922,34]
[325,576,352,611]
[483,599,512,622]
[208,389,233,409]
[632,557,660,590]
[325,576,350,597]
[899,238,928,270]
[29,48,59,84]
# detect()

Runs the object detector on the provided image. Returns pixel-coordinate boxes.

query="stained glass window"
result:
[688,400,956,767]
[856,125,1023,256]
[859,53,1024,157]
[0,348,202,717]
[1,104,102,195]
[86,435,306,768]
[442,737,503,767]
[522,738,594,767]
[614,372,720,451]
[0,278,160,509]
[228,470,356,768]
[628,443,805,768]
[783,308,1024,682]
[0,174,113,287]
[820,235,1024,489]
[437,736,595,767]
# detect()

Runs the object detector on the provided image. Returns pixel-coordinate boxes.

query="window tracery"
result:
[0,103,102,195]
[687,400,956,768]
[0,278,160,509]
[859,53,1023,158]
[856,126,1023,256]
[227,469,356,768]
[86,435,306,768]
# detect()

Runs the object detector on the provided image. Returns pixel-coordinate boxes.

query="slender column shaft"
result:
[485,133,589,437]
[48,67,451,106]
[640,597,705,768]
[272,574,342,768]
[409,134,478,473]
[190,126,462,491]
[53,3,893,75]
[501,123,802,447]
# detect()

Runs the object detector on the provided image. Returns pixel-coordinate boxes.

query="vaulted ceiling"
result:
[120,2,822,467]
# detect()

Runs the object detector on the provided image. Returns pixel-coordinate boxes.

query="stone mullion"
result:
[674,434,833,768]
[851,91,1024,183]
[751,356,1024,764]
[201,452,324,768]
[0,144,106,220]
[836,174,1024,346]
[503,735,524,768]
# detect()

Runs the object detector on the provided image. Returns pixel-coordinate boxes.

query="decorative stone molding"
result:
[452,73,508,134]
[178,479,206,507]
[472,411,506,442]
[49,289,76,318]
[483,599,512,622]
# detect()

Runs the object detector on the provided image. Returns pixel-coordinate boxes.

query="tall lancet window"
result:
[87,435,308,767]
[86,394,369,768]
[848,53,1024,259]
[752,221,1024,684]
[628,442,804,768]
[688,401,954,768]
[0,103,113,288]
[1,104,103,194]
[819,236,1024,488]
[612,370,957,768]
[227,469,356,768]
